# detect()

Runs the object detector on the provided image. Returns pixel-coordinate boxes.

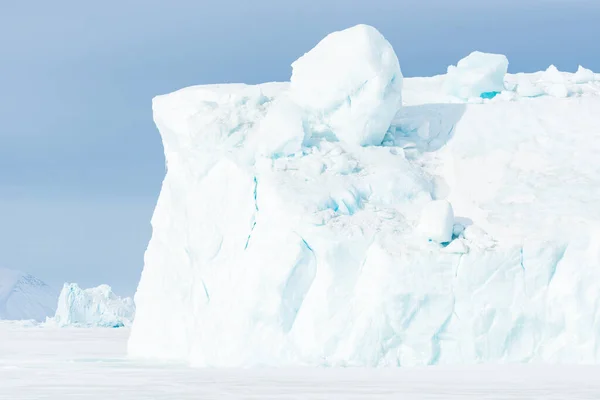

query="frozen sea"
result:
[2,322,600,399]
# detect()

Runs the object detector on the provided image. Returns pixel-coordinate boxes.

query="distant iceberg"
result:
[49,283,135,328]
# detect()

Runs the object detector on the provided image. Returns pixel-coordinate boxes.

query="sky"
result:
[1,0,599,296]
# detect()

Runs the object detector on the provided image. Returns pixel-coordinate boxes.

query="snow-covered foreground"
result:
[2,322,600,399]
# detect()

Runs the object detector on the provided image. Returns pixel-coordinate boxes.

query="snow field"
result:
[2,323,600,399]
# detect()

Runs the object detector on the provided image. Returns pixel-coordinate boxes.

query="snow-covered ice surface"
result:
[0,268,56,321]
[48,283,135,327]
[2,322,600,399]
[130,24,600,367]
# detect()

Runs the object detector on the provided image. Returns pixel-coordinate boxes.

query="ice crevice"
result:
[201,280,210,304]
[244,176,260,250]
[281,233,317,333]
[519,247,525,271]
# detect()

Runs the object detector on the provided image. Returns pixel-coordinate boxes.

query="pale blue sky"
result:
[1,0,599,295]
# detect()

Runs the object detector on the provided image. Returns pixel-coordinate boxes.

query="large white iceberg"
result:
[0,268,57,321]
[129,24,600,367]
[50,283,135,327]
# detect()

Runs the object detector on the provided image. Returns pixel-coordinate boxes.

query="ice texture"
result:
[290,24,403,146]
[542,65,565,83]
[50,283,135,327]
[253,95,305,158]
[572,65,595,84]
[545,83,569,98]
[516,77,545,98]
[444,51,509,99]
[0,268,57,321]
[130,25,600,367]
[418,200,454,243]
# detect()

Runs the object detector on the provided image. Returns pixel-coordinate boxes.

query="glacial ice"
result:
[444,51,509,100]
[0,268,57,321]
[129,24,600,367]
[50,283,135,328]
[290,24,402,146]
[253,95,305,158]
[418,200,454,243]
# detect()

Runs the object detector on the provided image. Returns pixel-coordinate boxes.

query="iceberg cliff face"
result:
[0,268,57,321]
[50,283,135,328]
[129,24,600,366]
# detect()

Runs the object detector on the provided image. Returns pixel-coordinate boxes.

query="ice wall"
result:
[129,24,600,366]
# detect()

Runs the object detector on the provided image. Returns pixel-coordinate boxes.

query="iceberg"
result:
[0,268,57,321]
[572,65,596,84]
[50,283,135,327]
[443,51,509,100]
[129,24,600,367]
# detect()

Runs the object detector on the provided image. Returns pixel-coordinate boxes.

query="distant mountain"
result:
[0,268,57,321]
